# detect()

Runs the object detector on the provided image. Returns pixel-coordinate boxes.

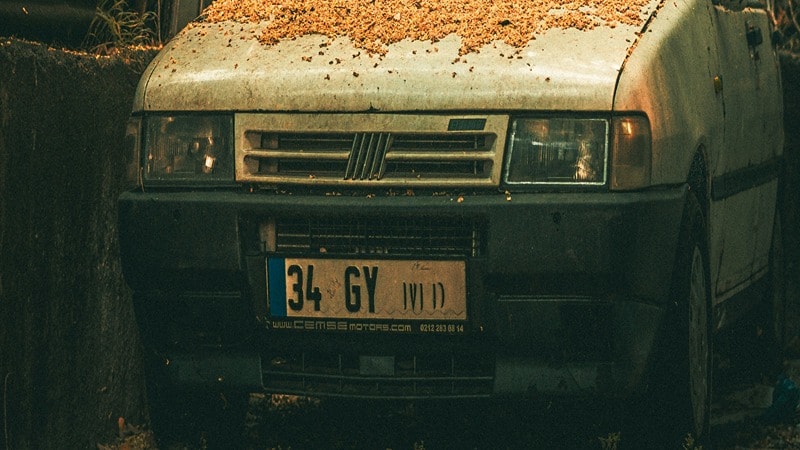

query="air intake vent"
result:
[275,216,484,258]
[262,350,495,399]
[235,114,508,187]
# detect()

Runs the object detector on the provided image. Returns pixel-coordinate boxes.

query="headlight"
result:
[143,115,234,184]
[504,117,608,186]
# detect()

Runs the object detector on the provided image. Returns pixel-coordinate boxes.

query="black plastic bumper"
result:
[119,186,688,397]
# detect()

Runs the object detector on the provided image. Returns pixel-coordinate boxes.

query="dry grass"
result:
[84,0,160,54]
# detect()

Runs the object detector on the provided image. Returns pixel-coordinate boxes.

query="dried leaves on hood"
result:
[202,0,653,55]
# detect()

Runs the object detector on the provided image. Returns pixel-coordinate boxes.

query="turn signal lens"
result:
[124,117,142,189]
[610,116,651,190]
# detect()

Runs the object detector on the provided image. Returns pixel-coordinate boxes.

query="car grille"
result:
[235,113,508,187]
[262,350,494,399]
[275,216,484,257]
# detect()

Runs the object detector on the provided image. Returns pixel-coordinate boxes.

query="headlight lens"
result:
[504,117,608,186]
[143,115,233,184]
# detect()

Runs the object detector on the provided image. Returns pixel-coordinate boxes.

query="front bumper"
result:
[119,186,687,398]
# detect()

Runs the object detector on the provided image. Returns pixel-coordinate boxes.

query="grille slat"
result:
[263,351,494,399]
[344,134,362,179]
[359,134,377,180]
[392,134,486,150]
[268,131,495,181]
[276,217,483,257]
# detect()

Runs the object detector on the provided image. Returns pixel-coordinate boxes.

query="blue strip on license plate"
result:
[267,256,287,317]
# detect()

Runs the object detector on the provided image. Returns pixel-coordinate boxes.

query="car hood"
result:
[134,14,654,113]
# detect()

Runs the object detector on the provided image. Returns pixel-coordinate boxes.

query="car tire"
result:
[684,238,713,444]
[674,194,713,445]
[639,194,712,449]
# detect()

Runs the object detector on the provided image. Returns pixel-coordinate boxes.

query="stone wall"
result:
[0,39,153,448]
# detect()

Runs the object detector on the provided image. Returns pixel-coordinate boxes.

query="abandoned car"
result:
[119,0,785,442]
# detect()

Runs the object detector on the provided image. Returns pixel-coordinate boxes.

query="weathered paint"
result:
[121,0,786,403]
[134,15,656,113]
[613,0,783,300]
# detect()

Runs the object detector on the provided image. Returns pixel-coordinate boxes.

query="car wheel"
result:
[686,241,712,442]
[643,195,712,447]
[676,195,713,445]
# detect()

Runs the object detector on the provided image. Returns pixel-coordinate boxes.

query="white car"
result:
[119,0,785,444]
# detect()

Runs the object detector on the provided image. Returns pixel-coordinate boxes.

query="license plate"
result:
[267,257,467,322]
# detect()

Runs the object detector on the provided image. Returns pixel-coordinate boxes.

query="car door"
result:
[707,1,782,304]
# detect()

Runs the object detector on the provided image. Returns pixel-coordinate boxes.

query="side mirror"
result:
[747,23,764,47]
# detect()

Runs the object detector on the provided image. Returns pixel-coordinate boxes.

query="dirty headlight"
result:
[143,115,233,184]
[504,117,608,186]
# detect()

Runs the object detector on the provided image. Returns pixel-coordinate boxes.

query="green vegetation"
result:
[598,431,621,450]
[775,0,800,50]
[83,0,160,53]
[682,433,703,450]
